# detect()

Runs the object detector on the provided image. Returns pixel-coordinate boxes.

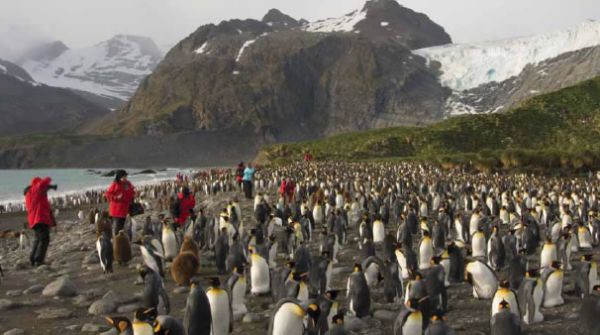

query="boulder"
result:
[42,277,77,297]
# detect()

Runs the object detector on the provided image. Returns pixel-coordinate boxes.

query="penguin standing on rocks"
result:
[465,260,498,299]
[268,298,306,335]
[140,267,170,315]
[542,261,564,307]
[97,233,113,274]
[518,269,544,324]
[206,277,233,335]
[114,230,132,266]
[171,251,200,286]
[227,266,248,316]
[184,280,212,335]
[490,300,521,335]
[347,263,370,318]
[394,298,424,335]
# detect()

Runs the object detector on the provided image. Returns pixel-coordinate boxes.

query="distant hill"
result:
[259,76,600,171]
[0,59,109,137]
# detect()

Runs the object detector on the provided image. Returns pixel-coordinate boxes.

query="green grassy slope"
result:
[259,76,600,171]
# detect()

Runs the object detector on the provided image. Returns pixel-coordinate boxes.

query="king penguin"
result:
[171,251,200,286]
[540,239,557,269]
[105,316,133,335]
[393,298,424,335]
[140,266,170,315]
[465,260,498,299]
[542,261,564,307]
[162,222,179,261]
[471,228,486,259]
[518,269,544,324]
[184,280,212,335]
[419,231,434,270]
[206,277,233,335]
[97,233,113,274]
[491,280,520,318]
[372,217,385,243]
[490,300,521,335]
[268,298,306,335]
[250,247,270,294]
[347,263,371,318]
[227,266,248,316]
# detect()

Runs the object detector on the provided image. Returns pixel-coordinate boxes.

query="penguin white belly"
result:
[232,277,247,314]
[325,262,333,290]
[531,280,544,323]
[440,259,451,287]
[579,228,593,249]
[540,245,557,268]
[590,263,600,293]
[469,217,479,236]
[401,312,423,335]
[162,230,178,260]
[250,255,270,294]
[395,250,409,279]
[491,290,519,317]
[313,206,323,225]
[332,238,340,263]
[550,223,561,242]
[272,303,304,335]
[469,262,497,299]
[96,239,106,271]
[297,282,309,302]
[269,243,278,268]
[327,302,339,328]
[472,235,486,258]
[365,263,380,287]
[132,322,155,335]
[207,290,231,335]
[455,220,465,242]
[419,241,433,270]
[373,221,385,243]
[543,271,564,307]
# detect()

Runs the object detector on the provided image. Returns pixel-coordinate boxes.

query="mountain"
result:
[415,20,600,114]
[0,59,109,136]
[21,35,163,107]
[259,76,600,172]
[100,0,451,140]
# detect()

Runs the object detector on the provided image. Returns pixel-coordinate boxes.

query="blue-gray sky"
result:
[1,0,599,56]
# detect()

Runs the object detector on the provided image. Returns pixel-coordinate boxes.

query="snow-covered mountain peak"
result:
[22,34,163,101]
[414,20,600,91]
[303,8,367,33]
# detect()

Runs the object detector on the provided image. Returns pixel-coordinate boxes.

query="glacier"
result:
[414,20,600,91]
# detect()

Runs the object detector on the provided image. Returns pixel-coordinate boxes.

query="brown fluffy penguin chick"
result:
[180,236,200,260]
[113,230,132,265]
[171,251,200,286]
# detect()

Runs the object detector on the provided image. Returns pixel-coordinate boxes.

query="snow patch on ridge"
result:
[236,39,257,62]
[195,42,209,55]
[303,9,367,33]
[414,20,600,91]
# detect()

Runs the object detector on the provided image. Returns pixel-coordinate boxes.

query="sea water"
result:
[0,168,190,205]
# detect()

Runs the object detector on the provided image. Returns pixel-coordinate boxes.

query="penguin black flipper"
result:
[392,307,411,334]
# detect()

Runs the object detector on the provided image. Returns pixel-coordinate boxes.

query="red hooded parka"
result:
[105,180,135,218]
[25,177,54,229]
[176,193,196,225]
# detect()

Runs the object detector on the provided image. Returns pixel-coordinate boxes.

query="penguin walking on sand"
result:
[518,269,544,324]
[490,300,521,335]
[162,222,179,261]
[140,267,170,315]
[171,251,200,286]
[114,230,132,266]
[347,263,370,318]
[393,298,424,335]
[227,266,248,316]
[465,260,498,299]
[184,280,212,335]
[542,261,564,307]
[97,234,113,274]
[250,247,270,294]
[206,277,233,335]
[268,298,307,335]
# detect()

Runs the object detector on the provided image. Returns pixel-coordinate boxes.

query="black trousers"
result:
[113,217,128,237]
[30,224,50,266]
[243,180,253,199]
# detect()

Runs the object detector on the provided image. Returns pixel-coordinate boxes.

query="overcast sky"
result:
[1,0,599,55]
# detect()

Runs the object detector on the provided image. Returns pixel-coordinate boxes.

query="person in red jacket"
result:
[176,186,196,227]
[24,176,57,266]
[105,170,135,236]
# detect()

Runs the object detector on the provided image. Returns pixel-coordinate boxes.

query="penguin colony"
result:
[4,162,600,334]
